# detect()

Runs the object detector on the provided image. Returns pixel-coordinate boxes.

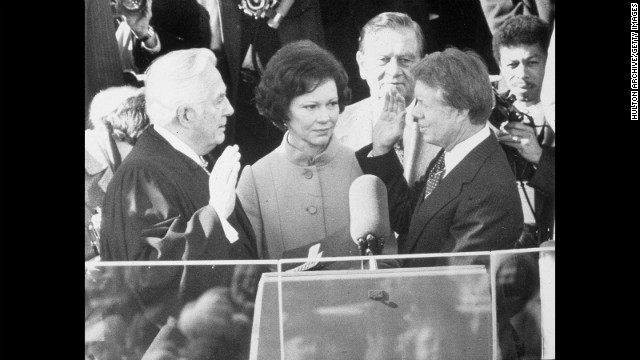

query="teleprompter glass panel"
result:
[251,254,494,360]
[85,247,554,360]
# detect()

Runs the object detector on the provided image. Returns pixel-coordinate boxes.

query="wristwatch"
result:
[137,26,155,43]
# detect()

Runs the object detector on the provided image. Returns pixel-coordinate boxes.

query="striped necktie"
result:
[424,152,445,199]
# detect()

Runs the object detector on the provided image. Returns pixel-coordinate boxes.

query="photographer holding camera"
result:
[491,15,555,246]
[114,0,212,74]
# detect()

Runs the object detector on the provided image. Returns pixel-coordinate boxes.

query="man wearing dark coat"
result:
[356,48,523,267]
[355,48,523,359]
[98,48,258,355]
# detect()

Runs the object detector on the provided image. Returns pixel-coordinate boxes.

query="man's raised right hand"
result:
[209,145,241,220]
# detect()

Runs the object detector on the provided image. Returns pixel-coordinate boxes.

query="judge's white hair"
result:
[144,48,218,127]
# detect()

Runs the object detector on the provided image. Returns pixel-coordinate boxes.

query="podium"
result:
[249,265,494,360]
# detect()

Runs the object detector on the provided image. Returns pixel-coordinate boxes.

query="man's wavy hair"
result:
[412,48,494,125]
[358,12,425,57]
[492,15,551,64]
[255,40,351,131]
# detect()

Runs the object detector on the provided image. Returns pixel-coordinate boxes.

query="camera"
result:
[239,0,280,19]
[115,0,147,16]
[489,88,537,181]
[488,88,534,130]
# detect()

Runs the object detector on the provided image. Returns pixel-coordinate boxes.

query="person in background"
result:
[334,12,440,186]
[492,15,554,246]
[85,86,148,260]
[114,0,212,75]
[85,0,125,128]
[540,23,554,133]
[236,40,396,264]
[491,15,555,358]
[194,0,326,167]
[480,0,555,36]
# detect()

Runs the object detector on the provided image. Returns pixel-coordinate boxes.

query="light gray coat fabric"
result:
[236,133,364,260]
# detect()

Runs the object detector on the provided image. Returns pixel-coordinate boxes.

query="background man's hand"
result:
[209,145,241,219]
[120,0,153,38]
[372,87,406,156]
[497,122,543,164]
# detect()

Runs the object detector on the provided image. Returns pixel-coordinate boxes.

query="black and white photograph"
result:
[84,1,556,359]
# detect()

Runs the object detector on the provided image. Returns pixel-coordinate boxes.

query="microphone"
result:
[349,175,391,269]
[267,0,296,29]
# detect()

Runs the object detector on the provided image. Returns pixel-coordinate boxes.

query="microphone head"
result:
[349,175,391,242]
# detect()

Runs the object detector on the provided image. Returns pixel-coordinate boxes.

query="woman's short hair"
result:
[255,40,351,131]
[412,47,494,125]
[89,86,149,144]
[358,12,425,57]
[492,15,551,64]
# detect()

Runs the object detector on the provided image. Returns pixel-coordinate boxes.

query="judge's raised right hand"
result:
[209,145,241,220]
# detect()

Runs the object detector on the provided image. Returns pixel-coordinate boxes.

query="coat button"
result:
[303,170,313,179]
[307,206,317,214]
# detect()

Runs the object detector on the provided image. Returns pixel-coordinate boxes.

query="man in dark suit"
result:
[356,47,523,268]
[356,47,524,360]
[98,48,258,356]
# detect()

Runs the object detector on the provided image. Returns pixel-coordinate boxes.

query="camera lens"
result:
[121,0,144,11]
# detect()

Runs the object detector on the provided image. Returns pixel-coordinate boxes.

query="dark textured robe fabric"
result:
[99,125,258,338]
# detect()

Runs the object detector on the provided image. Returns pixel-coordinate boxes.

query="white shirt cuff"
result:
[219,214,239,244]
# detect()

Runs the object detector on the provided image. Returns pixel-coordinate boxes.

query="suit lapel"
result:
[403,134,500,253]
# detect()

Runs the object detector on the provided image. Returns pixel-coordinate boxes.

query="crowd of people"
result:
[85,1,555,359]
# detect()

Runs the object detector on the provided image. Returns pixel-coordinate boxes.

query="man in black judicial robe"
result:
[98,49,258,354]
